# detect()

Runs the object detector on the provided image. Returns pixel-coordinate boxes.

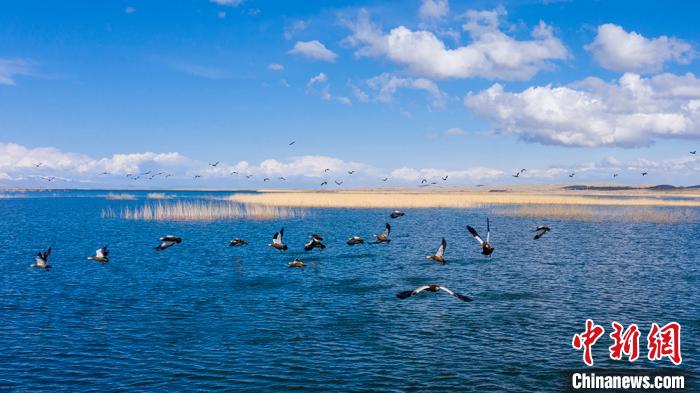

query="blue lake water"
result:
[0,190,698,391]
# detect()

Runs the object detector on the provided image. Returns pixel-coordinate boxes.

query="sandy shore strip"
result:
[230,190,700,208]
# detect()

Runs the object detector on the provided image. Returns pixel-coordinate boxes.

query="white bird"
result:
[425,238,447,263]
[397,285,472,302]
[155,235,182,251]
[87,246,109,263]
[32,247,52,269]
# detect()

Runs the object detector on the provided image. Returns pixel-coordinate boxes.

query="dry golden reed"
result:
[229,191,700,209]
[492,205,698,224]
[104,200,304,221]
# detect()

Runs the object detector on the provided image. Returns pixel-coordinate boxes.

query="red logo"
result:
[647,322,682,365]
[572,319,605,366]
[609,322,640,362]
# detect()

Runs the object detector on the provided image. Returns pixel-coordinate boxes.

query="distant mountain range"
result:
[562,184,700,191]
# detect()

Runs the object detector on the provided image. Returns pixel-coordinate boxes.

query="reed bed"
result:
[492,205,698,224]
[229,191,700,208]
[146,192,174,200]
[106,200,304,221]
[105,193,137,200]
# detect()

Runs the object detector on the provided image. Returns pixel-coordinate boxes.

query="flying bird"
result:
[324,168,330,173]
[229,238,248,247]
[425,238,447,264]
[421,179,427,184]
[348,170,355,175]
[209,162,220,167]
[642,172,648,176]
[304,234,326,251]
[245,174,254,179]
[288,258,305,268]
[335,180,343,186]
[230,171,239,175]
[390,210,405,219]
[690,151,696,155]
[442,175,448,181]
[512,172,520,178]
[40,176,56,182]
[34,163,43,168]
[289,141,296,146]
[397,285,472,302]
[165,174,173,178]
[87,246,109,263]
[268,228,288,251]
[569,173,575,178]
[467,218,494,256]
[533,226,551,240]
[31,247,52,269]
[263,178,270,182]
[97,172,110,176]
[279,177,286,181]
[381,178,389,182]
[346,236,364,245]
[613,173,619,178]
[520,169,527,173]
[155,235,182,251]
[193,175,202,179]
[373,223,391,243]
[321,181,328,186]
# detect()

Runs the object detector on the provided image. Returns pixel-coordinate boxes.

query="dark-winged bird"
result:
[533,226,551,240]
[347,236,364,245]
[397,285,472,302]
[229,238,248,247]
[425,238,447,263]
[268,228,288,251]
[467,218,494,256]
[156,235,182,251]
[87,246,109,263]
[32,247,52,269]
[304,234,326,251]
[390,210,405,219]
[373,223,391,243]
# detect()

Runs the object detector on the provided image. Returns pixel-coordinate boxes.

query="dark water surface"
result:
[0,191,698,391]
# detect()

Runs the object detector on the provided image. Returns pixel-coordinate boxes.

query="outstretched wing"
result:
[95,247,105,258]
[486,218,491,243]
[273,228,284,245]
[439,286,473,302]
[435,238,446,258]
[397,285,431,299]
[383,223,391,237]
[467,226,484,245]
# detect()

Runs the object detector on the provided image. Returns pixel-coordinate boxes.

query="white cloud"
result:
[267,63,284,71]
[343,8,568,80]
[209,0,243,6]
[419,0,449,21]
[0,58,34,86]
[217,11,226,19]
[307,72,328,86]
[284,20,308,40]
[464,72,700,147]
[390,166,504,182]
[366,73,446,108]
[125,6,136,14]
[0,143,189,178]
[289,40,338,62]
[305,73,350,105]
[585,24,694,73]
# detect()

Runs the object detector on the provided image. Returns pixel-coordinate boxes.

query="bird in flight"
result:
[373,223,391,243]
[263,178,270,182]
[320,181,328,186]
[642,172,648,176]
[390,210,404,219]
[613,173,619,178]
[347,170,355,175]
[512,172,520,178]
[289,141,296,146]
[381,177,389,182]
[279,177,286,181]
[229,238,248,247]
[533,226,551,240]
[230,171,239,175]
[209,162,220,167]
[155,235,182,251]
[467,218,494,256]
[690,150,696,155]
[34,163,43,168]
[193,175,202,179]
[425,238,447,264]
[569,173,575,178]
[347,236,364,245]
[288,258,305,268]
[324,168,330,173]
[421,179,427,184]
[245,174,254,179]
[335,180,343,186]
[397,285,472,302]
[268,228,288,251]
[87,246,109,263]
[165,174,173,178]
[304,234,326,251]
[40,176,56,182]
[31,247,52,269]
[97,172,110,176]
[442,175,448,181]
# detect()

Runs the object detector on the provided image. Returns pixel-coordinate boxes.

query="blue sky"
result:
[0,0,699,188]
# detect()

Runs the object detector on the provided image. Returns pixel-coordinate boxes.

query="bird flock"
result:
[30,209,552,303]
[26,143,696,185]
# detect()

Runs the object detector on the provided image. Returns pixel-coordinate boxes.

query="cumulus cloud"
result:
[305,73,351,104]
[390,166,504,182]
[209,0,243,6]
[343,7,568,80]
[267,63,284,71]
[464,72,700,147]
[365,73,446,108]
[419,0,449,21]
[0,142,189,180]
[0,58,34,86]
[289,40,338,62]
[585,24,694,73]
[284,20,308,40]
